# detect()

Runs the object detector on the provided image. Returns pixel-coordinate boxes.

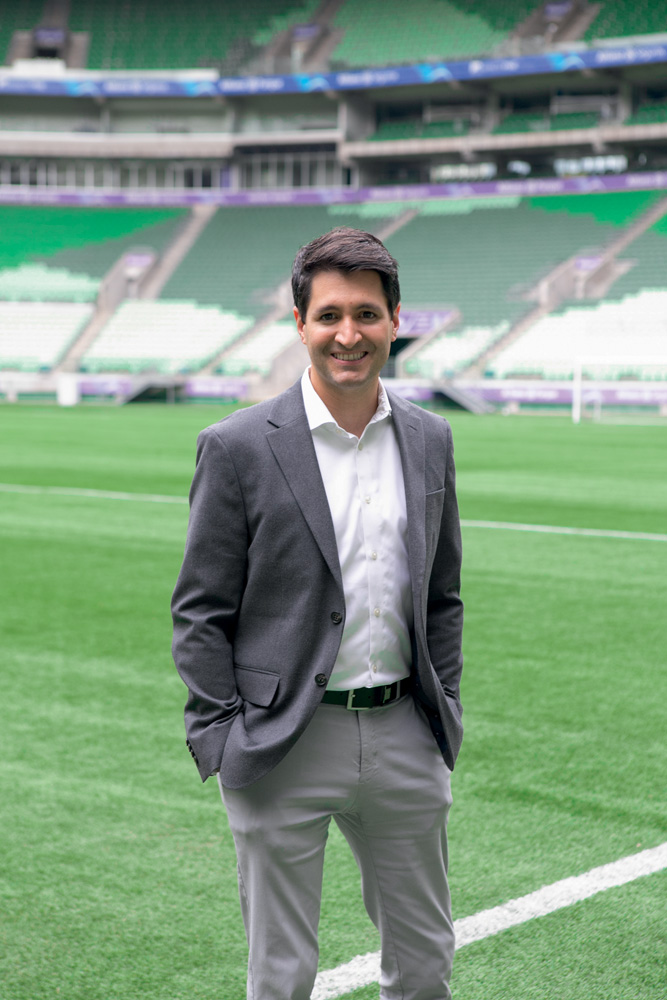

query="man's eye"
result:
[319,312,336,321]
[360,311,377,319]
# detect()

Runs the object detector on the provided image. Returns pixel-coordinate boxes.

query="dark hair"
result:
[292,226,400,319]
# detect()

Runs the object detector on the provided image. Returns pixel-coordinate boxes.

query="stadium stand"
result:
[493,111,600,134]
[330,0,540,67]
[216,321,298,375]
[0,263,99,302]
[370,119,470,141]
[488,292,667,380]
[80,301,253,374]
[252,0,321,48]
[159,204,400,319]
[0,302,93,371]
[392,191,665,378]
[625,100,667,126]
[0,206,185,277]
[67,0,318,70]
[583,1,667,42]
[0,0,44,65]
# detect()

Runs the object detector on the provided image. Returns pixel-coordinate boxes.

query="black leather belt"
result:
[321,677,412,710]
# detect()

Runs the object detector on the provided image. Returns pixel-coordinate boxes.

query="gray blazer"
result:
[171,381,464,788]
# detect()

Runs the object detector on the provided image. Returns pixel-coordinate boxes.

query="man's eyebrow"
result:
[315,301,383,312]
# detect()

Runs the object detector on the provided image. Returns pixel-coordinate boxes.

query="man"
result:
[172,227,464,1000]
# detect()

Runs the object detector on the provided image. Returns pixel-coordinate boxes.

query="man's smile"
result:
[331,351,368,361]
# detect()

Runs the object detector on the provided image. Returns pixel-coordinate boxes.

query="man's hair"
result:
[292,226,400,319]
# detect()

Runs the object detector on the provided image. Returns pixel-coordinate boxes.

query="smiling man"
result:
[172,227,464,1000]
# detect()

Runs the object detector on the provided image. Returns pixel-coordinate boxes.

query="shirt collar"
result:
[300,367,392,434]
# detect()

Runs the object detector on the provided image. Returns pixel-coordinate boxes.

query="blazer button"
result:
[315,673,327,686]
[330,611,343,624]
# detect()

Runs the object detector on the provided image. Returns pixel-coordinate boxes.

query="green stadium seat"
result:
[159,204,401,319]
[0,263,99,302]
[216,321,298,376]
[386,190,665,377]
[0,302,93,370]
[584,0,667,42]
[0,0,44,66]
[625,100,667,126]
[68,0,318,70]
[0,206,185,278]
[369,118,469,141]
[80,301,253,375]
[489,291,667,380]
[331,0,540,68]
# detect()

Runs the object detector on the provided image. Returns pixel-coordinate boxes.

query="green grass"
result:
[1,405,665,999]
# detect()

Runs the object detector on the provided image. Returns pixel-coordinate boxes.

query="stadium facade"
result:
[1,0,667,415]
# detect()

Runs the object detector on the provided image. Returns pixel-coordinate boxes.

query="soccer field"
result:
[1,404,665,1000]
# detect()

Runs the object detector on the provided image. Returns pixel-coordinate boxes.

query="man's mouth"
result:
[332,352,367,361]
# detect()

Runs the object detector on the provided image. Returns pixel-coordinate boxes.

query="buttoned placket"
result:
[350,418,390,685]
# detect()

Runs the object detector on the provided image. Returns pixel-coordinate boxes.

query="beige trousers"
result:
[220,695,454,1000]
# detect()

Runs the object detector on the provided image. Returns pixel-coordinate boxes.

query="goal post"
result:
[572,357,667,423]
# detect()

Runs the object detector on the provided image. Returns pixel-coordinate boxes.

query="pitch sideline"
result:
[1,483,666,542]
[312,841,667,1000]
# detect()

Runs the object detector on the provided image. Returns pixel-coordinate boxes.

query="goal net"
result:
[572,357,667,423]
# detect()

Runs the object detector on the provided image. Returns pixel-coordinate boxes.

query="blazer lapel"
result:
[389,392,427,598]
[265,384,343,589]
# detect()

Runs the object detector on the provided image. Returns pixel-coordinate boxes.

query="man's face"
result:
[295,269,399,399]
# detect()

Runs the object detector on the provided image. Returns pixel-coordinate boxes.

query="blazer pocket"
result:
[234,664,280,707]
[425,486,446,498]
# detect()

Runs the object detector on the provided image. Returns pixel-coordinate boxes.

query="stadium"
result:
[1,2,665,998]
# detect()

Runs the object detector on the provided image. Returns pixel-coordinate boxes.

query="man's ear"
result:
[294,306,306,344]
[391,303,400,341]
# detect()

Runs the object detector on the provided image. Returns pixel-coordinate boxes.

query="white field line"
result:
[0,482,188,504]
[0,483,666,542]
[312,842,667,1000]
[461,518,667,543]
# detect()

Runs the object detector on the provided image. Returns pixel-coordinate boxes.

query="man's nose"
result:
[335,316,361,347]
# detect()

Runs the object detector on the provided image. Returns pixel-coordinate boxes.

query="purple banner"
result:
[575,255,603,272]
[398,310,454,336]
[78,376,134,396]
[2,171,667,210]
[184,377,250,399]
[464,383,667,406]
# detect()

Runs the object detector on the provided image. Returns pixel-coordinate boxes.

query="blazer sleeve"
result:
[425,421,464,710]
[171,425,247,781]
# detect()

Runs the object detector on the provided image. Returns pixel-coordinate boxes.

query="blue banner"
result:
[1,42,666,98]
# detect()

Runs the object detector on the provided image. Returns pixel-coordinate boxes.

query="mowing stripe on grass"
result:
[1,483,667,543]
[312,842,667,1000]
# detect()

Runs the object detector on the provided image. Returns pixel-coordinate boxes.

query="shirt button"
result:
[373,607,380,617]
[364,495,371,504]
[315,673,327,686]
[358,443,364,451]
[330,611,343,624]
[371,551,377,560]
[372,664,378,673]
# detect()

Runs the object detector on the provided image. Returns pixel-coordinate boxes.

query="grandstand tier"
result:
[80,301,253,375]
[158,204,402,319]
[0,206,186,278]
[67,0,318,71]
[488,291,667,380]
[0,302,93,371]
[330,0,540,67]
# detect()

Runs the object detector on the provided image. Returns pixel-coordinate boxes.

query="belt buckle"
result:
[346,688,370,710]
[381,683,394,705]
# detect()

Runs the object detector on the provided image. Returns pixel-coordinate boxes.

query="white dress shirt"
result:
[301,368,413,690]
